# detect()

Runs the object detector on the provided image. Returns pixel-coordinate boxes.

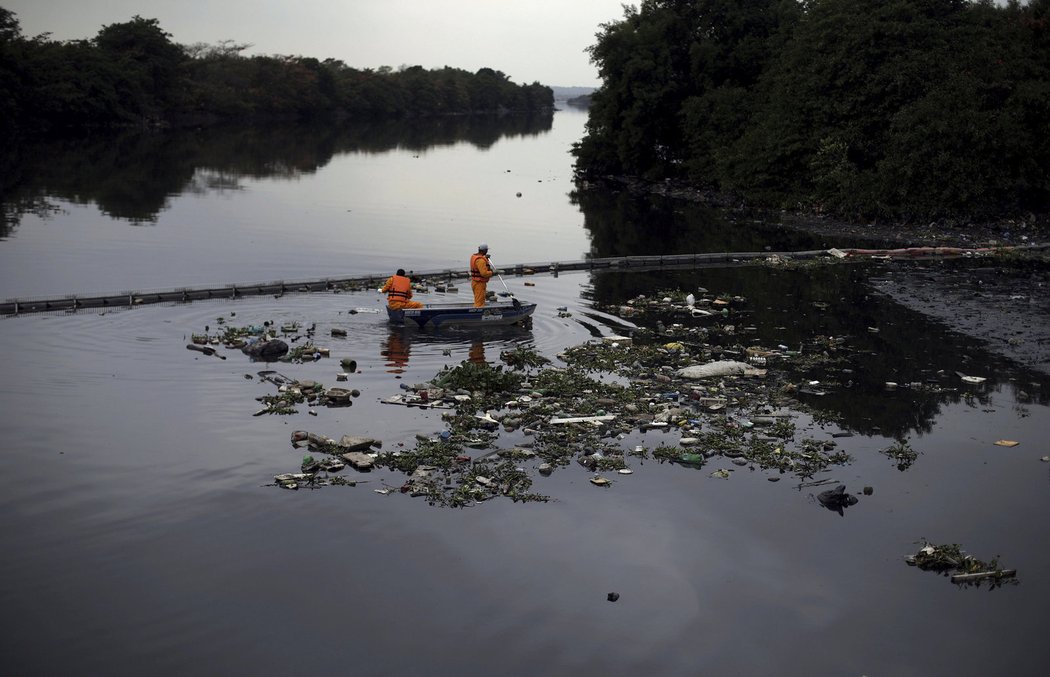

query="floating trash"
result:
[906,541,1018,587]
[816,484,858,515]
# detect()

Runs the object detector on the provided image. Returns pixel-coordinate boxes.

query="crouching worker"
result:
[380,269,424,309]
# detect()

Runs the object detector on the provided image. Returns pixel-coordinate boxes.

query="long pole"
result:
[488,258,513,296]
[488,258,520,308]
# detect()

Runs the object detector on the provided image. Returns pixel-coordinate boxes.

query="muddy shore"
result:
[597,175,1050,249]
[608,176,1050,373]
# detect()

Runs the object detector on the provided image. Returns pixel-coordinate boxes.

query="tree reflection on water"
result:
[0,113,553,232]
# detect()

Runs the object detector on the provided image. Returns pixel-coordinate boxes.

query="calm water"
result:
[1,111,1047,676]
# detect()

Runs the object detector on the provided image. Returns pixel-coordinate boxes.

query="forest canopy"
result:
[0,9,553,133]
[573,0,1050,223]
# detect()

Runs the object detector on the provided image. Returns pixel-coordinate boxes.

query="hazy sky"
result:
[4,0,632,87]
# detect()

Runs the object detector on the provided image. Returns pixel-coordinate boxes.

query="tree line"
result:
[573,0,1050,223]
[0,9,553,134]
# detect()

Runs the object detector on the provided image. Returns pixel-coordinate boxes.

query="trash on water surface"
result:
[551,414,617,424]
[186,343,226,359]
[816,484,858,515]
[342,451,375,470]
[994,440,1020,447]
[906,541,1018,587]
[243,339,289,361]
[677,361,764,379]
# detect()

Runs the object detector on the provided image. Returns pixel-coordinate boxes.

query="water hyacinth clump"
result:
[882,439,919,471]
[499,345,550,370]
[907,540,1017,588]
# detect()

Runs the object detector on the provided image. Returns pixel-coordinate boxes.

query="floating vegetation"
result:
[651,444,705,468]
[255,389,307,415]
[376,438,463,474]
[743,438,850,478]
[402,458,549,508]
[433,360,523,395]
[216,322,269,345]
[499,345,550,369]
[229,286,866,508]
[881,439,920,471]
[907,541,1018,588]
[285,342,323,361]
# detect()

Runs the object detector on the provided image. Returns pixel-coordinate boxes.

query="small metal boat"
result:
[386,299,536,329]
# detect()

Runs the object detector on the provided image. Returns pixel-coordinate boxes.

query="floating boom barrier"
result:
[2,245,1044,317]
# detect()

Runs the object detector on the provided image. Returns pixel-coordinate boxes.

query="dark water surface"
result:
[1,112,1048,676]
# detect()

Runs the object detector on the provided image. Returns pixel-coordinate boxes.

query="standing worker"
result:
[380,269,424,309]
[469,243,495,307]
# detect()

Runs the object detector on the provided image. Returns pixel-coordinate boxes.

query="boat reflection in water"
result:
[380,322,533,374]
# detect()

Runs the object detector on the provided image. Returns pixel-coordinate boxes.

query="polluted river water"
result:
[2,108,1048,675]
[1,260,1048,676]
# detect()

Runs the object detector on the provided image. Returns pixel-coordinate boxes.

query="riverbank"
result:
[585,175,1050,249]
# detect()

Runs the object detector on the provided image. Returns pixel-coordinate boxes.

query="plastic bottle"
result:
[686,293,695,307]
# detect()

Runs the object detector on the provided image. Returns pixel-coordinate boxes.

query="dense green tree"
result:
[0,7,553,135]
[575,0,1049,223]
[0,7,25,126]
[93,16,186,117]
[576,0,800,181]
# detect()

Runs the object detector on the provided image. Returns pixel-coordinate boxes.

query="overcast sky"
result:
[5,0,632,87]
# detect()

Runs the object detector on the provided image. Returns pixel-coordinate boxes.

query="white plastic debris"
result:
[676,361,762,379]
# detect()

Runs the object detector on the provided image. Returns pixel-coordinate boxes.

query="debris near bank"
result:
[906,541,1018,588]
[213,293,866,505]
[870,253,1050,373]
[188,318,346,365]
[368,288,863,506]
[252,371,361,415]
[187,317,364,416]
[271,431,382,490]
[209,290,872,507]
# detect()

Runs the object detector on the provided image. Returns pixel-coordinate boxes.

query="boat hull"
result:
[386,301,536,329]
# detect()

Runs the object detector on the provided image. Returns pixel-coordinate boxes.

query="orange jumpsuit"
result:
[381,274,423,310]
[470,253,493,308]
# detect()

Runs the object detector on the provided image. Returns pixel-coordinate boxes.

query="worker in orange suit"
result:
[380,269,424,309]
[469,243,495,307]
